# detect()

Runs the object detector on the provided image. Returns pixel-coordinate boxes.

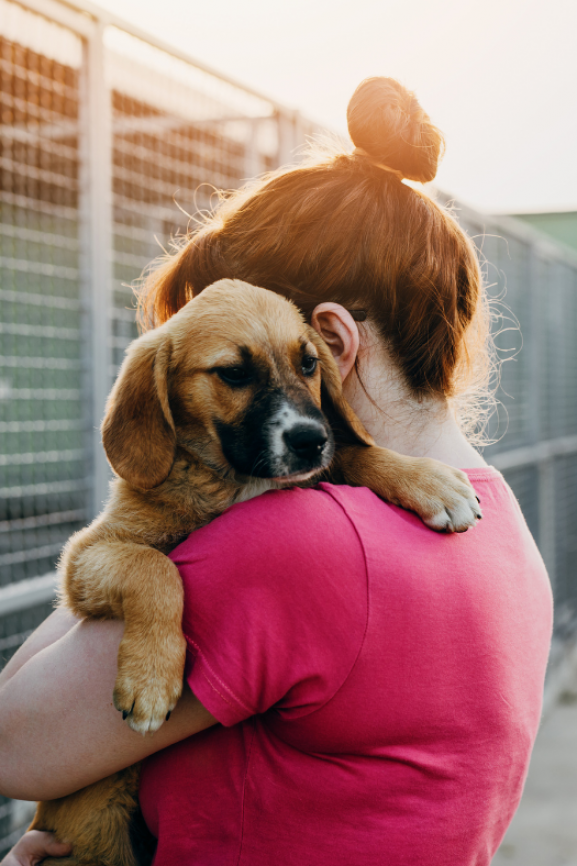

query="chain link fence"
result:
[1,0,576,855]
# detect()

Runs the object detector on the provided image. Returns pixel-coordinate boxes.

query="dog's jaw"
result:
[233,477,283,504]
[232,467,325,506]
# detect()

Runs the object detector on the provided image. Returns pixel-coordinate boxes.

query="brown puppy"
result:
[30,279,481,864]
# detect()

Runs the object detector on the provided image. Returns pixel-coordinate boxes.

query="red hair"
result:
[138,77,492,431]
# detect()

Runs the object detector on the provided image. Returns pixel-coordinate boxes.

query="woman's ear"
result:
[101,330,176,489]
[306,325,374,448]
[310,303,359,383]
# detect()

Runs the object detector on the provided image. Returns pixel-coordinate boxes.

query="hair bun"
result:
[347,77,444,183]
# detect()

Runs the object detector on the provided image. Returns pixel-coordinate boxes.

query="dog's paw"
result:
[392,458,482,533]
[113,628,186,734]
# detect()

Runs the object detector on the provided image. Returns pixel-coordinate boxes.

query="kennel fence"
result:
[1,0,577,854]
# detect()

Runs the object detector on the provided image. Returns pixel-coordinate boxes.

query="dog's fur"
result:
[30,280,481,865]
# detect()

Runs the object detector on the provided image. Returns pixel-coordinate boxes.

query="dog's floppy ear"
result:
[101,330,176,489]
[307,328,374,448]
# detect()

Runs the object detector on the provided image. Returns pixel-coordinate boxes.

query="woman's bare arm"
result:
[0,614,216,801]
[0,608,78,689]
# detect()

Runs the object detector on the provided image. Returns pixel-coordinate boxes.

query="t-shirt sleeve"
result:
[170,486,368,727]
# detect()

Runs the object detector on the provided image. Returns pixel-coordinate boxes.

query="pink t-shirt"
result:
[139,469,552,866]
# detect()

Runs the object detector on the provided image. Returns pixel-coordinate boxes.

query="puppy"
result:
[30,279,481,865]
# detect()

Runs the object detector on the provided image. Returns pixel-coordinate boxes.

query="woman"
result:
[0,77,552,866]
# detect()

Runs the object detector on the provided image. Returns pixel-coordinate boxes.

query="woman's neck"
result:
[342,335,488,470]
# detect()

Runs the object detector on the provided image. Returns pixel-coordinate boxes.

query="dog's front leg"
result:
[334,444,482,532]
[62,536,186,733]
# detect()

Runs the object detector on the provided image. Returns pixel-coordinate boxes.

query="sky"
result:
[94,0,577,215]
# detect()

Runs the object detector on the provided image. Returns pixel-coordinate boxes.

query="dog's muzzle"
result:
[264,401,333,479]
[216,396,334,480]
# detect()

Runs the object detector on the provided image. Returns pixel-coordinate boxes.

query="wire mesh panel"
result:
[105,26,287,378]
[533,253,554,443]
[501,465,540,542]
[554,263,577,439]
[458,212,535,453]
[0,0,88,590]
[492,234,535,450]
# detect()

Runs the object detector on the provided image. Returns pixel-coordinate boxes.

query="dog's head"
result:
[102,279,373,490]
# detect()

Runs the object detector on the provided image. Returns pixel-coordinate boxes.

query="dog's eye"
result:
[216,367,253,387]
[301,355,318,377]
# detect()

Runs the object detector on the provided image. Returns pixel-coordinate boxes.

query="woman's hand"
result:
[0,830,71,865]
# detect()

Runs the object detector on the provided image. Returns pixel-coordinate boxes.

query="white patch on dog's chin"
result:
[234,478,281,504]
[267,401,326,475]
[234,470,320,506]
[272,468,320,483]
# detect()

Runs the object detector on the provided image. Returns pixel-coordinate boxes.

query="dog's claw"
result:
[116,701,136,721]
[120,700,136,721]
[114,634,185,733]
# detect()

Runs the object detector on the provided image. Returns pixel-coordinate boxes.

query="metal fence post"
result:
[82,23,113,518]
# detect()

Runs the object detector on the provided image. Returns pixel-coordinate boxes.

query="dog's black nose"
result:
[283,424,328,459]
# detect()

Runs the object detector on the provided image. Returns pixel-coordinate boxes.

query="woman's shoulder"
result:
[229,481,374,531]
[169,467,545,588]
[171,482,374,573]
